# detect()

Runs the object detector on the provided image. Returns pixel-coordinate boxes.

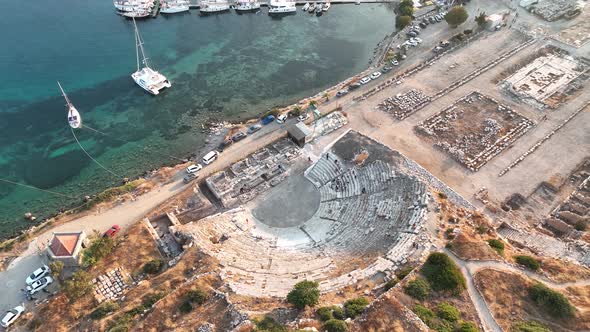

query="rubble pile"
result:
[377,89,431,120]
[92,267,131,303]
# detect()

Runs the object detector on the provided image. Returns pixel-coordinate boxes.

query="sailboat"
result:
[57,82,82,129]
[131,18,171,95]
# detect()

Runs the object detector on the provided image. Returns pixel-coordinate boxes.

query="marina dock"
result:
[188,0,396,9]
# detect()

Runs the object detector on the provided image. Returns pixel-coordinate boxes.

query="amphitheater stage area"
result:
[180,131,454,297]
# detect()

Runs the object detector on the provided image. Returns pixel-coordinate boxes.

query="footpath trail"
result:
[444,249,590,332]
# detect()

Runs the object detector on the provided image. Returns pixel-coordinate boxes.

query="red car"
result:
[103,225,121,238]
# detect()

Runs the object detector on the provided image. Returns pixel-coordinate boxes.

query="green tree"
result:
[142,259,164,274]
[384,278,398,291]
[396,15,412,30]
[287,280,320,309]
[64,270,93,302]
[529,283,575,318]
[413,305,435,326]
[510,320,551,332]
[396,265,414,280]
[445,6,469,28]
[343,297,369,318]
[398,0,414,16]
[436,302,460,322]
[475,12,487,27]
[179,300,193,313]
[290,106,303,117]
[421,253,466,292]
[514,255,541,271]
[49,260,64,282]
[324,319,347,332]
[404,278,431,300]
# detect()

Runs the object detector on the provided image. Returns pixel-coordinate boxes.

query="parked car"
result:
[433,46,444,53]
[407,31,417,38]
[428,16,436,24]
[419,22,427,29]
[276,114,288,124]
[381,66,392,73]
[25,265,50,285]
[370,71,382,80]
[104,225,121,238]
[183,173,198,184]
[391,60,399,66]
[435,15,442,22]
[231,131,247,142]
[186,164,203,174]
[261,115,275,125]
[336,89,349,97]
[1,305,25,328]
[298,113,310,122]
[421,18,429,25]
[360,76,371,84]
[348,82,361,90]
[217,139,233,152]
[202,150,219,165]
[414,37,423,44]
[247,124,262,134]
[26,276,53,295]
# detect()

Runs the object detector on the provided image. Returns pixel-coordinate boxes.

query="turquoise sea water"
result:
[0,0,394,239]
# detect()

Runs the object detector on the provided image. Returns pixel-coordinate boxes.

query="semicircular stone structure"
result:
[185,151,430,297]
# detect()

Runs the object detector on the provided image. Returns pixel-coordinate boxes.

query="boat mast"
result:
[132,18,150,69]
[57,81,73,108]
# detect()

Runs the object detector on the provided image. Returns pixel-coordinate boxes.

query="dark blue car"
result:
[261,115,275,125]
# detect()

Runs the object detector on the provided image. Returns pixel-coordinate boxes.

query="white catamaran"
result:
[57,82,82,129]
[131,18,171,95]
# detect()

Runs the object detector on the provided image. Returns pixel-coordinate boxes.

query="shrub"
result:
[396,15,412,30]
[421,253,466,293]
[90,301,120,320]
[396,265,414,280]
[49,260,64,281]
[413,305,435,326]
[343,297,369,318]
[529,283,575,318]
[514,255,541,271]
[255,316,287,332]
[82,235,115,267]
[511,320,551,332]
[186,288,208,305]
[458,321,478,332]
[107,314,133,332]
[475,12,487,27]
[404,278,430,300]
[179,300,193,313]
[316,306,336,321]
[287,280,320,309]
[324,319,347,332]
[445,6,469,27]
[64,270,93,302]
[476,225,488,234]
[384,278,398,291]
[487,239,505,254]
[574,221,586,231]
[332,306,345,320]
[142,259,164,274]
[436,302,460,322]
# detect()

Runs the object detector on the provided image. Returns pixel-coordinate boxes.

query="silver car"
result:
[25,264,50,285]
[1,305,25,328]
[26,276,53,295]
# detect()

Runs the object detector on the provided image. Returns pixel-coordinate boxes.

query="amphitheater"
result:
[181,131,437,297]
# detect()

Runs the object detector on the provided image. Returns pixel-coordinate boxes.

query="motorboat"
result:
[322,2,330,11]
[160,0,190,13]
[199,0,230,13]
[235,0,260,11]
[268,0,296,14]
[315,3,323,15]
[121,10,151,18]
[131,18,171,95]
[307,2,315,12]
[302,2,309,11]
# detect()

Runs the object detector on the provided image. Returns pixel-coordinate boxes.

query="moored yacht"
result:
[234,0,260,12]
[302,2,309,11]
[322,2,330,11]
[199,0,230,13]
[160,0,190,13]
[315,3,323,15]
[307,2,316,12]
[121,9,151,18]
[131,18,171,95]
[268,0,296,14]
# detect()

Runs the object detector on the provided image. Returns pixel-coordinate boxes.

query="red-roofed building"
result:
[47,231,87,267]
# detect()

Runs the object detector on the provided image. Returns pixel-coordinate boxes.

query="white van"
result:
[202,151,219,165]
